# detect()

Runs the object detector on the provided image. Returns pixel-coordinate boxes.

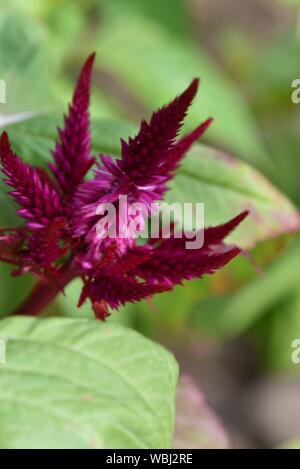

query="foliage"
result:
[0,0,300,449]
[0,317,177,448]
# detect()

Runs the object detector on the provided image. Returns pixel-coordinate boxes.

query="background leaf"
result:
[174,375,229,449]
[0,10,55,116]
[0,317,178,449]
[97,0,191,39]
[95,15,271,173]
[167,144,300,248]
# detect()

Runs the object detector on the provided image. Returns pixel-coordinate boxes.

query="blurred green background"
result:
[1,0,300,448]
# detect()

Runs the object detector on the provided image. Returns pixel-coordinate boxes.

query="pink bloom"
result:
[0,54,247,320]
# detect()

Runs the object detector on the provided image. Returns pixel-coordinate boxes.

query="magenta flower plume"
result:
[0,53,247,320]
[49,52,96,196]
[75,79,212,215]
[72,78,213,261]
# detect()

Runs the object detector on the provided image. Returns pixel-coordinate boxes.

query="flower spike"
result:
[80,79,202,208]
[0,54,247,320]
[0,132,62,229]
[49,53,96,195]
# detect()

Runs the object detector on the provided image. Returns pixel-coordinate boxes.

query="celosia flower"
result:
[0,53,247,320]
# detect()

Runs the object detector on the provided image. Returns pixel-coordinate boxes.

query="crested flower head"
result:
[0,53,247,320]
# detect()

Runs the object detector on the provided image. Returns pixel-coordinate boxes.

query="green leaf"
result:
[96,16,271,172]
[98,0,191,39]
[0,317,178,449]
[0,10,55,116]
[167,144,300,249]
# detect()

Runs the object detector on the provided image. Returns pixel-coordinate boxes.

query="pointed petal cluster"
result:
[78,212,247,313]
[22,218,68,275]
[0,230,25,266]
[72,80,213,260]
[49,53,96,196]
[75,79,213,212]
[0,53,247,320]
[120,79,199,184]
[79,274,169,312]
[0,132,62,229]
[134,212,248,286]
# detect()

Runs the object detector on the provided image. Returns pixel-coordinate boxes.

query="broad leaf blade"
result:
[168,144,300,249]
[0,10,54,117]
[0,317,178,449]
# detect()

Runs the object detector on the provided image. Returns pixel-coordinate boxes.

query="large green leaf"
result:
[167,145,300,249]
[0,317,178,448]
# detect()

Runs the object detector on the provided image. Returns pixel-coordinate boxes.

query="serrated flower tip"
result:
[0,132,62,228]
[49,53,96,195]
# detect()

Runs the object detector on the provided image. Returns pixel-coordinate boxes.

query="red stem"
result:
[11,264,76,316]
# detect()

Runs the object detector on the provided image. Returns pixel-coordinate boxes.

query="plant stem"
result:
[11,264,76,317]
